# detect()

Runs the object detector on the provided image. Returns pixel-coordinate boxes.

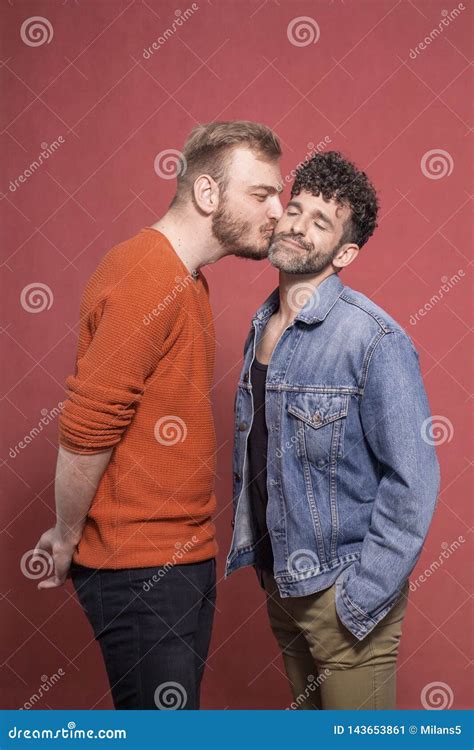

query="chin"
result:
[237,239,271,260]
[268,247,286,268]
[233,246,266,260]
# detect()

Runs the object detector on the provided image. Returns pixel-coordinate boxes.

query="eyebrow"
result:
[249,183,284,195]
[287,199,335,230]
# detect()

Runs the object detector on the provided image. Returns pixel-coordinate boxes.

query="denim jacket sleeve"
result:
[335,330,441,640]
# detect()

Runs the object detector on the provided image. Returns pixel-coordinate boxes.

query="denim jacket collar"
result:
[252,272,345,325]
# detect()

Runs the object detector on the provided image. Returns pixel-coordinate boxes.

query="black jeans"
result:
[70,558,216,710]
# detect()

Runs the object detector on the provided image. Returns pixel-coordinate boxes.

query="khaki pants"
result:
[262,570,409,710]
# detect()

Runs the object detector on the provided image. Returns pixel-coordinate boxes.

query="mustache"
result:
[272,232,314,252]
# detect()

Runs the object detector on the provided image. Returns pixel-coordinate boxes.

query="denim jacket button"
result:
[238,421,248,431]
[234,472,241,482]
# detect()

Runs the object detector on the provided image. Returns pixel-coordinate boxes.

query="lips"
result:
[279,236,305,250]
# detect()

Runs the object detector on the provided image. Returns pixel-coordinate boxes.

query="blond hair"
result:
[170,120,281,206]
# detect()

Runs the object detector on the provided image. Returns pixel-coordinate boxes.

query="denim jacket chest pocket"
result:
[287,392,349,470]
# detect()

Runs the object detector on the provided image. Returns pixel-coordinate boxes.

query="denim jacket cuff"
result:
[334,574,378,641]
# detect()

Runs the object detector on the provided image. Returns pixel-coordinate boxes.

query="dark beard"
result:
[268,232,337,274]
[211,198,271,260]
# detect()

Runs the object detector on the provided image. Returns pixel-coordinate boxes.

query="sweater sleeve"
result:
[59,261,178,454]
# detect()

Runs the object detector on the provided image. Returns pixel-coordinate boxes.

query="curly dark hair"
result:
[290,151,379,248]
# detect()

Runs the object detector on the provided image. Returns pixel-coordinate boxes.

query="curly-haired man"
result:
[225,151,440,709]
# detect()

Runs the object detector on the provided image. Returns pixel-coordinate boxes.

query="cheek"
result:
[247,207,268,229]
[276,215,290,232]
[309,229,330,248]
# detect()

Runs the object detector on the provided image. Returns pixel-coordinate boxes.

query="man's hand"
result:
[34,445,112,591]
[34,526,78,590]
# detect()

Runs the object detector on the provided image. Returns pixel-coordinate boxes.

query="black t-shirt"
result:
[247,356,274,572]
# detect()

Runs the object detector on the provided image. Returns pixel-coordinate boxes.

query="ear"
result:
[193,174,220,215]
[332,243,359,270]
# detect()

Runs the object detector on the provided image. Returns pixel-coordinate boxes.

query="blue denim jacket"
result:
[225,273,440,640]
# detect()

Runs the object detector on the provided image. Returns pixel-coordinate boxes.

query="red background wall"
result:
[1,0,472,710]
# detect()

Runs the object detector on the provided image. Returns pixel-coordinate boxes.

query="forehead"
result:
[226,146,281,185]
[290,189,351,224]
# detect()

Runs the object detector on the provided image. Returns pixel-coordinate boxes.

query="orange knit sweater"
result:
[58,227,218,569]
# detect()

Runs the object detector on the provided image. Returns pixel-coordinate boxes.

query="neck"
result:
[151,209,225,275]
[277,267,335,325]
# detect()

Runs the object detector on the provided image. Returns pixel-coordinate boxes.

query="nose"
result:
[267,195,284,222]
[289,213,306,236]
